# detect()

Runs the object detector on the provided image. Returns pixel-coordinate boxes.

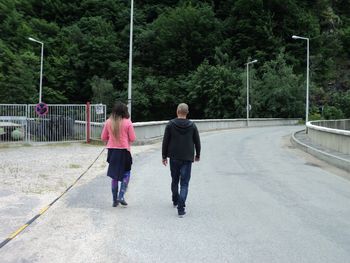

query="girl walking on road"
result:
[101,102,136,207]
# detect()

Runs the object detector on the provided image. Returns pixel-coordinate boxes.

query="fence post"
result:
[26,104,29,143]
[86,102,90,143]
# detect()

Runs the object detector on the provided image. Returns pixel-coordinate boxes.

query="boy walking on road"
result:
[162,103,201,218]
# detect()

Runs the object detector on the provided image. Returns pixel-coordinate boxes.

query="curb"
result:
[291,130,350,173]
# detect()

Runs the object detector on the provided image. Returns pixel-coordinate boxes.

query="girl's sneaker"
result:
[112,201,119,207]
[118,199,128,206]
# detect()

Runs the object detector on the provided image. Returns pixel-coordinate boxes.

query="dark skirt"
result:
[107,148,132,181]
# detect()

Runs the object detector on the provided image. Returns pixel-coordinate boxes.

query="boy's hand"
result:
[195,156,200,162]
[162,159,168,166]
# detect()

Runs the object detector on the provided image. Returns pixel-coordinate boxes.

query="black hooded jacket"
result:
[162,118,201,161]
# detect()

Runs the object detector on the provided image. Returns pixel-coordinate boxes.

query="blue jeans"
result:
[170,159,192,212]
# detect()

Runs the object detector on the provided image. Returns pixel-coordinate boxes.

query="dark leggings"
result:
[111,171,131,202]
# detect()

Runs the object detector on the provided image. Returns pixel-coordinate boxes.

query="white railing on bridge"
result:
[307,119,350,155]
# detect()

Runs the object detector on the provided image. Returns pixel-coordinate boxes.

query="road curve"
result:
[1,126,350,263]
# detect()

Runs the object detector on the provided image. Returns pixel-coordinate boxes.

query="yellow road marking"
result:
[9,224,28,239]
[39,206,50,214]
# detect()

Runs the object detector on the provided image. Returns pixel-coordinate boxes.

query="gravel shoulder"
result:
[0,142,158,242]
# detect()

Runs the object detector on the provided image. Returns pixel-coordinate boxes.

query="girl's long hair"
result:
[109,102,130,140]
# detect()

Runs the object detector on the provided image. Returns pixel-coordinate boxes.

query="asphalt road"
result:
[1,126,350,263]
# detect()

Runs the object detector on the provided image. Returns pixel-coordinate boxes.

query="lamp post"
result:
[28,37,44,103]
[127,0,134,118]
[292,35,310,126]
[245,59,258,126]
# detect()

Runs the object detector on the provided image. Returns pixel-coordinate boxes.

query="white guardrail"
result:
[135,118,300,143]
[90,118,300,144]
[307,119,350,155]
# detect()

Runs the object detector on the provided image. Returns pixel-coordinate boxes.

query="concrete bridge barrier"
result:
[134,118,300,144]
[307,119,350,155]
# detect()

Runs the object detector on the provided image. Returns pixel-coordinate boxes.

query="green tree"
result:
[90,76,116,111]
[254,50,304,118]
[135,4,222,76]
[323,105,345,119]
[0,41,36,103]
[0,0,349,121]
[186,59,243,119]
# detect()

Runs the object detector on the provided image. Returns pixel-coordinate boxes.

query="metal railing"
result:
[90,104,107,140]
[0,104,27,142]
[310,119,350,131]
[0,103,106,144]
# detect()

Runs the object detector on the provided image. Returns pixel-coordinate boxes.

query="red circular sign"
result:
[35,103,48,116]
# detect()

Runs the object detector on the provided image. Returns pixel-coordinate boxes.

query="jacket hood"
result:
[170,118,194,134]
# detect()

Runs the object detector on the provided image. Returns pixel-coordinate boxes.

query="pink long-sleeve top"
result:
[101,118,136,151]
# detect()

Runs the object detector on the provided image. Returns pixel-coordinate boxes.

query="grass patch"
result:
[42,142,72,147]
[69,164,81,169]
[39,174,49,179]
[0,142,31,148]
[88,139,105,146]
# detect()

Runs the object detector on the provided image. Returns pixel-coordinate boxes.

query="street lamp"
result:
[245,59,258,126]
[127,0,134,118]
[292,35,310,126]
[28,37,44,103]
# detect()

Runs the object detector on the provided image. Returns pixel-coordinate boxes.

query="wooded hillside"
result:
[0,0,349,121]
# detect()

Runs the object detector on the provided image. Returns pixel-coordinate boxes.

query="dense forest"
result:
[0,0,349,121]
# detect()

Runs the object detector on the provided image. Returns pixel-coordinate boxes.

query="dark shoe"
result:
[178,210,186,218]
[112,201,119,207]
[173,202,186,208]
[118,199,128,206]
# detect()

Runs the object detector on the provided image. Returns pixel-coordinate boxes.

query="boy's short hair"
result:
[177,103,189,115]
